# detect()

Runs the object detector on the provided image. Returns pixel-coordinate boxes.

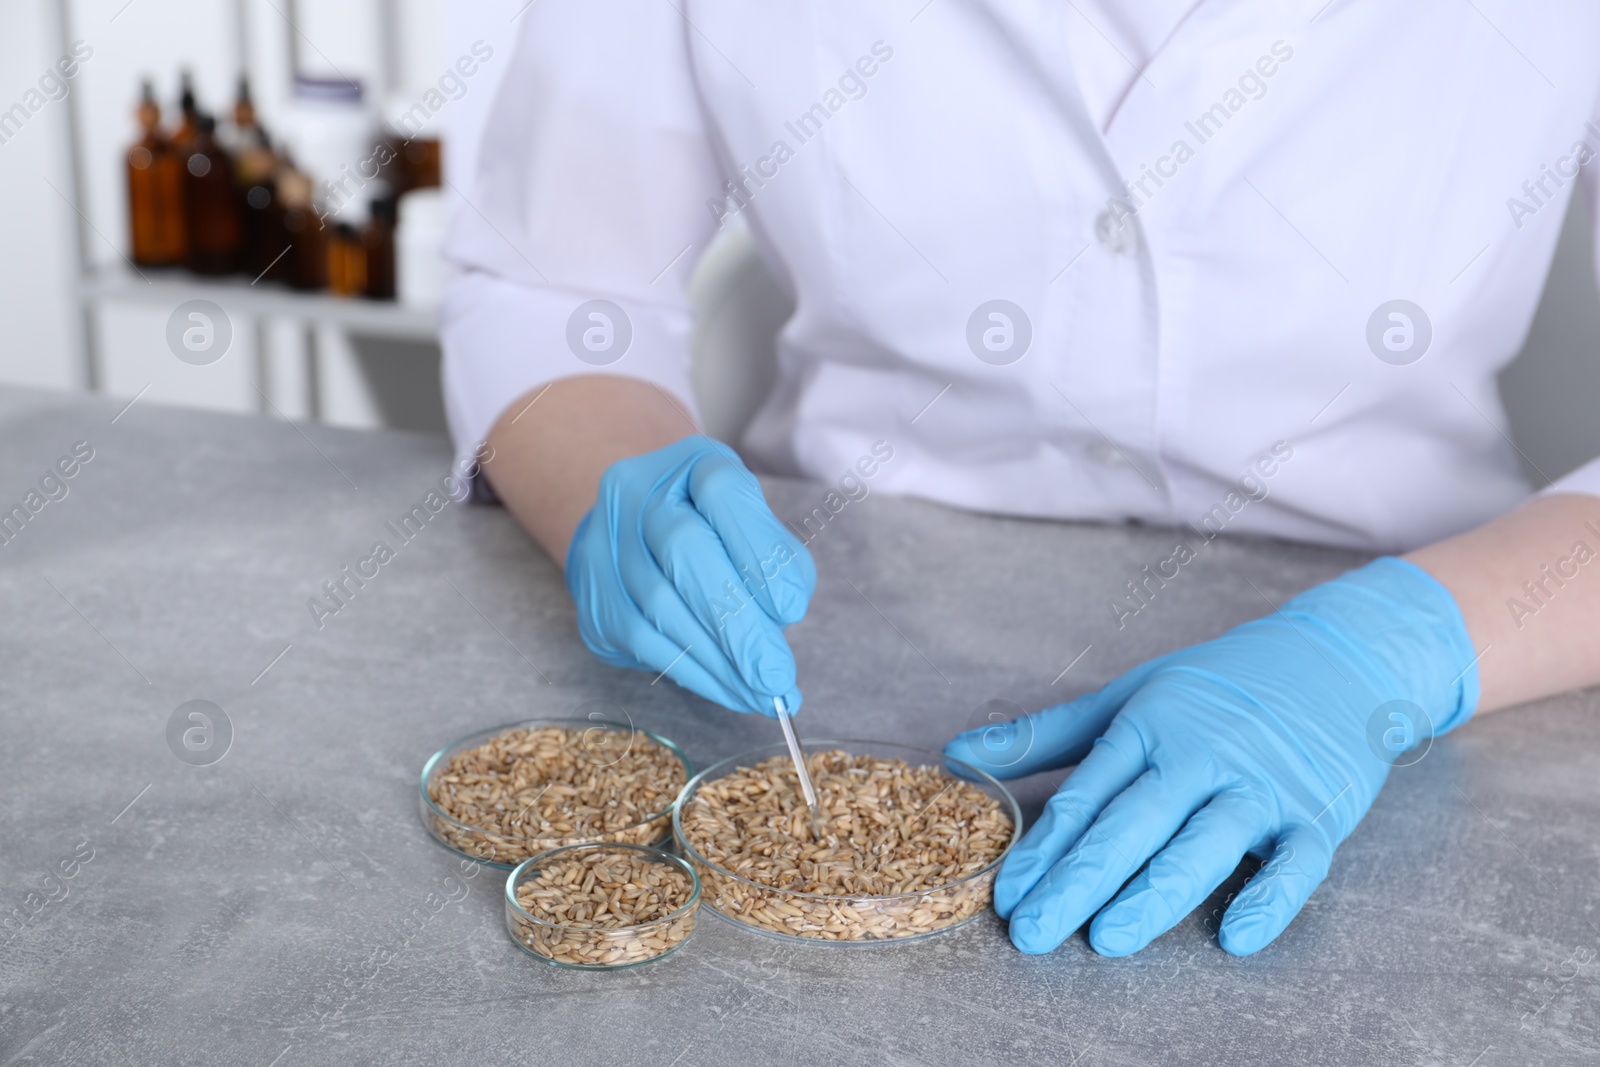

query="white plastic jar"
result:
[397,188,447,307]
[279,75,378,225]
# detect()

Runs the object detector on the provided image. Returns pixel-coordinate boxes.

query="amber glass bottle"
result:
[172,70,200,154]
[361,193,396,300]
[126,80,185,266]
[234,129,276,190]
[183,114,243,274]
[327,222,367,297]
[240,129,286,282]
[396,137,441,192]
[230,77,255,138]
[278,164,327,291]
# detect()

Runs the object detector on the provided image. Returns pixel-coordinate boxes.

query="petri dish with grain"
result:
[419,718,691,868]
[505,842,700,969]
[673,740,1019,943]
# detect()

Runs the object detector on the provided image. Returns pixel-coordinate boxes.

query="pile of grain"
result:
[509,847,697,966]
[677,750,1012,941]
[427,724,686,865]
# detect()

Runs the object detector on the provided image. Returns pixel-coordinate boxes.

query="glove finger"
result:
[1217,825,1335,957]
[615,493,793,714]
[1087,790,1273,957]
[749,687,803,719]
[992,718,1146,919]
[1008,765,1208,955]
[642,497,799,696]
[944,654,1167,780]
[620,609,802,717]
[688,448,816,625]
[646,598,794,715]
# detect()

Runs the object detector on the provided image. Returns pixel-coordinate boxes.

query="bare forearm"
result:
[1406,493,1600,714]
[481,375,696,567]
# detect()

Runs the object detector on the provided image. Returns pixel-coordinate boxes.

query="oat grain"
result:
[426,724,686,865]
[507,846,698,966]
[678,750,1013,941]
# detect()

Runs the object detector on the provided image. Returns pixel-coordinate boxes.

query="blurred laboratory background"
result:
[0,0,536,434]
[1,0,1598,479]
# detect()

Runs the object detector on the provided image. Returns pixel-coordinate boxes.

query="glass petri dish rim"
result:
[671,738,1022,908]
[503,842,702,970]
[691,891,999,947]
[419,716,694,867]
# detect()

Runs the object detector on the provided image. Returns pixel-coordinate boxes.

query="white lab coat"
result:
[441,0,1600,552]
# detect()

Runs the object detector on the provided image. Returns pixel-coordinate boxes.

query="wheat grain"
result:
[678,751,1012,941]
[427,725,686,865]
[508,846,697,966]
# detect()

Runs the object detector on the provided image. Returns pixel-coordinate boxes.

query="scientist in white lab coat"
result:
[440,2,1600,957]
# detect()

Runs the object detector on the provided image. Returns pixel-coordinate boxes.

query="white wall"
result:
[0,0,84,391]
[1500,187,1600,485]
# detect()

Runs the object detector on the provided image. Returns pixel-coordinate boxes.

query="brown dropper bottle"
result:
[277,160,327,291]
[230,78,280,281]
[126,79,186,266]
[224,75,262,157]
[240,128,286,282]
[395,136,440,193]
[183,113,244,274]
[327,221,367,297]
[232,76,255,133]
[172,69,199,153]
[361,191,396,300]
[233,99,277,197]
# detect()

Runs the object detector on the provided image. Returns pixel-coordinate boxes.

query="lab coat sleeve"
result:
[1540,123,1600,500]
[439,0,725,463]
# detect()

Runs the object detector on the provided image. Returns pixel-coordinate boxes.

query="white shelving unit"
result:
[82,267,438,342]
[52,0,447,427]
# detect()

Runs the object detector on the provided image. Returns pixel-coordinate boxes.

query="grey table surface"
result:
[0,385,1596,1067]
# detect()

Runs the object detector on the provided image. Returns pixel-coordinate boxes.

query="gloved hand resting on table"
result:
[944,557,1480,957]
[566,435,815,717]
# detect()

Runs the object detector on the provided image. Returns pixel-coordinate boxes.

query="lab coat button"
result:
[1095,207,1138,255]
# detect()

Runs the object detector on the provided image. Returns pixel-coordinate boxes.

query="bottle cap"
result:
[137,78,160,127]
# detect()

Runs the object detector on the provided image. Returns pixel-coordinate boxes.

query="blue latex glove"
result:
[566,435,814,716]
[944,557,1480,957]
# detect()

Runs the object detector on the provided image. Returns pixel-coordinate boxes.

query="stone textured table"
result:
[1,386,1596,1066]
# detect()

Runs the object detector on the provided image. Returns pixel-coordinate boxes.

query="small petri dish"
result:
[673,740,1020,945]
[419,718,691,869]
[504,843,700,969]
